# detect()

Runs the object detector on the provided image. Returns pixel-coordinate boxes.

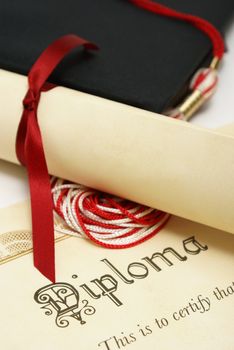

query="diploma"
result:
[0,199,233,349]
[1,69,234,235]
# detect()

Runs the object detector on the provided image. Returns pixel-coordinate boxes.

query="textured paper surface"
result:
[0,200,233,350]
[1,69,234,236]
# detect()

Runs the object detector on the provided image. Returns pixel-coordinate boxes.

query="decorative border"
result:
[0,233,70,265]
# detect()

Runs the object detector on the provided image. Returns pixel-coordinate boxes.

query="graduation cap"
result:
[0,0,233,113]
[0,0,233,281]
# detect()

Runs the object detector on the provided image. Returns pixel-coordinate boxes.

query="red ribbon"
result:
[16,34,98,282]
[130,0,224,59]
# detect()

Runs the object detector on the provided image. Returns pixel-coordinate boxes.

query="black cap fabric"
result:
[0,0,233,112]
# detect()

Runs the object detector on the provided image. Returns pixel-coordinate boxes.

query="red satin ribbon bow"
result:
[16,34,98,282]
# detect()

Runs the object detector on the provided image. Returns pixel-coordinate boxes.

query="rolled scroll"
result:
[1,69,234,234]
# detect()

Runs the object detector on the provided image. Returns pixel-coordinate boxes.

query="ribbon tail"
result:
[15,34,98,281]
[25,110,55,282]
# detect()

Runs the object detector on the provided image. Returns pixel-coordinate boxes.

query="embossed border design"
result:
[0,233,70,265]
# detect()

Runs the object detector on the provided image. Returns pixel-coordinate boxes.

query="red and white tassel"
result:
[52,178,170,248]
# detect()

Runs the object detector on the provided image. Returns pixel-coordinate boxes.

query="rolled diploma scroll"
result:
[1,69,234,234]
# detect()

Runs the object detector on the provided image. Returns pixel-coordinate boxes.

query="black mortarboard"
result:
[0,0,233,113]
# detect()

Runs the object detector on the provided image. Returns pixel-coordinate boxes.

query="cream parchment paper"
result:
[0,199,233,350]
[1,69,234,234]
